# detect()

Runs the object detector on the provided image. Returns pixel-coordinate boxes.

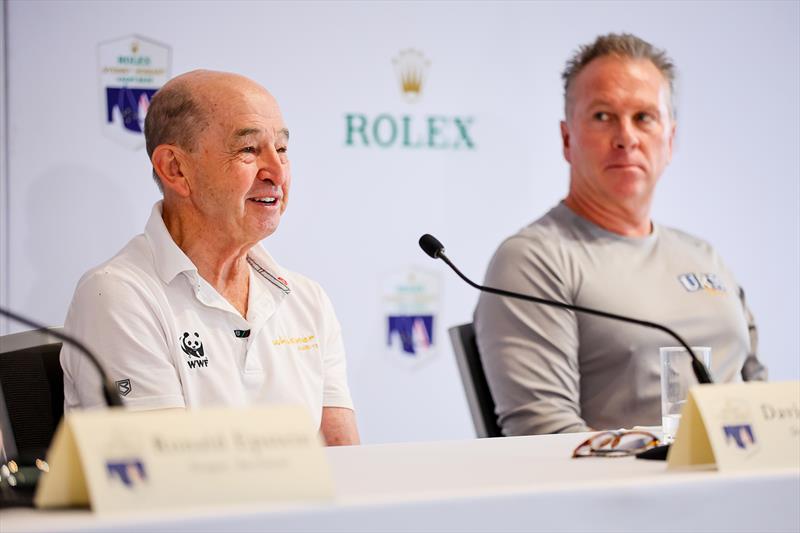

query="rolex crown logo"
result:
[131,40,140,54]
[393,49,430,103]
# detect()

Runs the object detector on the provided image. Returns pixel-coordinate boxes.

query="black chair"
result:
[0,329,64,460]
[448,323,502,438]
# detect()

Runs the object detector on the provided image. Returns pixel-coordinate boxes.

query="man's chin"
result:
[256,225,280,242]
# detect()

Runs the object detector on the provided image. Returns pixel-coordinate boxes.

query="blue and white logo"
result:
[717,399,761,458]
[387,315,434,356]
[106,458,147,488]
[382,268,441,368]
[723,424,757,450]
[98,35,171,149]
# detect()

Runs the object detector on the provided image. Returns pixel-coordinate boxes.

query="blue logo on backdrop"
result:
[387,315,434,356]
[382,268,441,368]
[105,87,157,134]
[106,458,147,488]
[98,34,171,149]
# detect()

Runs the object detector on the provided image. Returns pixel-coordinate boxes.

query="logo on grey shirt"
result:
[678,273,726,293]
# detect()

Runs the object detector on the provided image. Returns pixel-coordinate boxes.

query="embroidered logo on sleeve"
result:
[115,378,132,396]
[180,331,209,369]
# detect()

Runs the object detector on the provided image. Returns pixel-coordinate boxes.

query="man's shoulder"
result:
[658,224,718,255]
[74,234,157,294]
[494,205,584,260]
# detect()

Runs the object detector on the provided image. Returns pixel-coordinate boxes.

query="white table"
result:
[2,432,799,532]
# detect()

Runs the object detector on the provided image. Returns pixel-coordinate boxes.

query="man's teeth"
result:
[251,197,276,204]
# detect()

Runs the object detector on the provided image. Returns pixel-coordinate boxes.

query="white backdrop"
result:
[2,0,798,444]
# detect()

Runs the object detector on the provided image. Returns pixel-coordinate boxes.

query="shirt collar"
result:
[144,201,293,294]
[247,244,291,295]
[144,201,198,284]
[556,201,660,244]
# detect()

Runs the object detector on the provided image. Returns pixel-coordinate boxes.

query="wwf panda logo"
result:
[180,332,204,358]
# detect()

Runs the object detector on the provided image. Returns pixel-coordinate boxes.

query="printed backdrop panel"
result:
[4,0,799,443]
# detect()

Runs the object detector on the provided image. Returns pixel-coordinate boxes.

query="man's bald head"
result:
[144,70,274,191]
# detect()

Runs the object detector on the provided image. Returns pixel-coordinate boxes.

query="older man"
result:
[474,34,767,436]
[61,70,359,445]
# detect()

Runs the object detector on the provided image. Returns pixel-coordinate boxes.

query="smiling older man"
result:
[61,70,359,446]
[474,34,767,436]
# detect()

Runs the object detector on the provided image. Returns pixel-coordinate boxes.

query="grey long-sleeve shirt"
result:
[474,203,766,436]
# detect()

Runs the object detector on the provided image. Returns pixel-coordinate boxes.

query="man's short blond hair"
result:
[562,33,676,118]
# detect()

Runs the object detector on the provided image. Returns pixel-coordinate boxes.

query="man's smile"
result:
[248,196,278,206]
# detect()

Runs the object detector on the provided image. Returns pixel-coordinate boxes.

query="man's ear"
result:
[560,120,571,164]
[152,145,192,197]
[666,122,677,164]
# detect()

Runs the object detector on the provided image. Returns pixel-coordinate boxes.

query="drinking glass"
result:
[659,346,711,442]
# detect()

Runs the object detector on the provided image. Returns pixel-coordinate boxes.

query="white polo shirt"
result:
[61,202,353,428]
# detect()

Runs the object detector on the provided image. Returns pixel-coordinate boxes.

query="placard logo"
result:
[106,458,147,488]
[98,34,171,149]
[717,399,761,457]
[723,424,757,450]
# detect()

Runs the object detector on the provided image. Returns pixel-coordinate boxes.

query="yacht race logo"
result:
[717,399,760,457]
[106,458,147,488]
[382,268,441,369]
[387,315,434,355]
[723,424,757,450]
[98,34,171,149]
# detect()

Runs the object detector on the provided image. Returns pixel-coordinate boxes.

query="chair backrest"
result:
[448,323,502,438]
[0,329,64,460]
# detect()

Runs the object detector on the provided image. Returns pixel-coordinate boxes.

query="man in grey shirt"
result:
[474,33,767,436]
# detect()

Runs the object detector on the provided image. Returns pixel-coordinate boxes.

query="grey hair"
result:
[562,33,676,118]
[143,82,209,191]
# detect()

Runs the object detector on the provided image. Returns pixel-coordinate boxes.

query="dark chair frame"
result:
[448,323,502,438]
[0,329,64,459]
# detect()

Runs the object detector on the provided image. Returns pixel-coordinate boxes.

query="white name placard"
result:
[35,406,334,513]
[668,381,800,471]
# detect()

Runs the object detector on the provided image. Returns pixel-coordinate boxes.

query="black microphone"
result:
[0,307,124,407]
[418,233,713,385]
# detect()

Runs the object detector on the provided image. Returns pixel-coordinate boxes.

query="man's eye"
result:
[241,146,257,154]
[593,112,609,121]
[276,146,288,154]
[635,113,653,123]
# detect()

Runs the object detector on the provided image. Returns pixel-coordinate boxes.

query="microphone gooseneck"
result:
[418,234,713,385]
[0,307,124,406]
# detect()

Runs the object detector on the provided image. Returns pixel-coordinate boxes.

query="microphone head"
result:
[419,234,445,259]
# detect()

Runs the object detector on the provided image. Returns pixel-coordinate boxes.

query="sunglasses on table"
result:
[572,430,661,458]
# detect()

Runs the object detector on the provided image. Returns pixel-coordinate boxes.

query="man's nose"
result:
[612,119,639,150]
[257,147,287,185]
